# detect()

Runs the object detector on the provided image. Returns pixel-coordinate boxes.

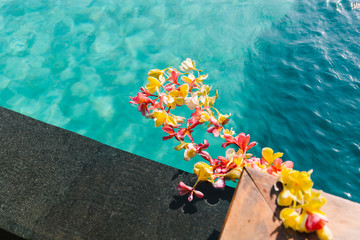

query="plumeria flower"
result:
[182,73,208,87]
[176,120,196,142]
[184,94,199,110]
[169,70,180,85]
[244,157,267,172]
[316,225,333,240]
[206,109,231,137]
[197,85,218,107]
[266,158,294,176]
[277,168,313,206]
[213,177,226,189]
[151,110,183,127]
[148,68,166,78]
[129,92,154,116]
[179,58,201,72]
[220,127,235,138]
[261,147,284,165]
[193,162,214,183]
[177,181,204,202]
[184,143,197,161]
[221,132,257,154]
[181,73,196,85]
[162,126,182,141]
[224,168,242,181]
[145,76,162,94]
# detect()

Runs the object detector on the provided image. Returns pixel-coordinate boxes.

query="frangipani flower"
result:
[145,76,162,94]
[193,162,214,183]
[129,92,154,116]
[151,110,182,127]
[278,168,313,205]
[261,147,283,165]
[266,158,294,176]
[169,70,180,85]
[222,132,257,154]
[220,127,235,138]
[184,143,197,161]
[224,168,242,181]
[316,226,333,240]
[280,208,300,230]
[184,94,199,110]
[177,181,204,202]
[148,68,165,78]
[197,85,218,107]
[179,58,201,72]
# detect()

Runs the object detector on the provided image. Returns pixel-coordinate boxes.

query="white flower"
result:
[184,95,199,110]
[179,58,198,72]
[184,144,197,161]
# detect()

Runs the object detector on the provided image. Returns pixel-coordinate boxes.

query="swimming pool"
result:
[0,0,359,203]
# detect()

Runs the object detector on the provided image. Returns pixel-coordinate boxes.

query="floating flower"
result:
[145,76,162,94]
[151,110,183,127]
[179,58,201,72]
[148,68,165,78]
[222,132,257,154]
[129,92,154,116]
[261,147,283,165]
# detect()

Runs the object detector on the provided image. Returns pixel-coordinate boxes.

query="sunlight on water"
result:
[0,0,359,202]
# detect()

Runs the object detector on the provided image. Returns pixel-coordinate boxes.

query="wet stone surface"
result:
[0,107,234,240]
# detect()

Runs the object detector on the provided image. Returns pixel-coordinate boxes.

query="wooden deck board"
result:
[220,167,360,240]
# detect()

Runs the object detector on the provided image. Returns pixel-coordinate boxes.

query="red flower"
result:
[129,92,154,116]
[221,132,257,153]
[305,212,328,232]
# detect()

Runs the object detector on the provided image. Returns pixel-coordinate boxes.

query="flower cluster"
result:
[129,59,332,240]
[278,168,333,239]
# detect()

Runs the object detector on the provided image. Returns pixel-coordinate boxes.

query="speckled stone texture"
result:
[0,107,234,240]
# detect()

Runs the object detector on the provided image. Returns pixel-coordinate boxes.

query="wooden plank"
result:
[246,167,360,239]
[220,167,360,239]
[219,169,288,240]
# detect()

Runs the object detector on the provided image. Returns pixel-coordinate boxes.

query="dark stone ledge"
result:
[0,107,234,240]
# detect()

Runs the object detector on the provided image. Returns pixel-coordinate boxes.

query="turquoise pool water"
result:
[0,0,359,202]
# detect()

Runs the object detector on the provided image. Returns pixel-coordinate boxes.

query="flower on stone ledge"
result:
[177,181,204,202]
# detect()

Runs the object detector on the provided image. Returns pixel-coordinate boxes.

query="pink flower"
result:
[177,181,204,202]
[170,70,180,85]
[129,92,154,116]
[267,158,294,175]
[305,212,328,232]
[221,132,257,153]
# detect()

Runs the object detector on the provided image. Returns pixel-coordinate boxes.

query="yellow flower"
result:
[280,208,301,230]
[278,168,313,205]
[316,226,333,240]
[145,76,162,94]
[151,110,178,127]
[148,69,165,78]
[261,147,283,165]
[181,73,208,85]
[193,162,214,183]
[224,168,242,181]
